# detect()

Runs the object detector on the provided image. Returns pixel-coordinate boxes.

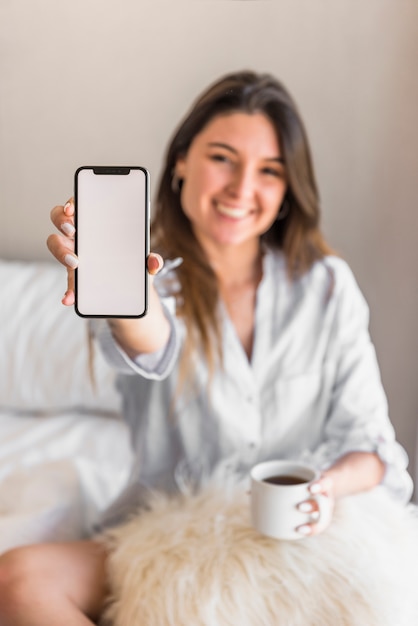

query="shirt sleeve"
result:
[308,260,413,503]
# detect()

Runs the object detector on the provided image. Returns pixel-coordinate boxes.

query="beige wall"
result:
[1,1,418,491]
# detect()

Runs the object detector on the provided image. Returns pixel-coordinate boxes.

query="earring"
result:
[171,171,182,194]
[276,196,290,221]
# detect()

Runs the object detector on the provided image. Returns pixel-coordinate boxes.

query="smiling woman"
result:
[0,68,414,626]
[174,111,288,360]
[151,71,333,377]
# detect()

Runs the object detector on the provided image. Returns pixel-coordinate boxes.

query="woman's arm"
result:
[295,259,411,536]
[295,451,386,537]
[106,278,170,359]
[320,450,386,499]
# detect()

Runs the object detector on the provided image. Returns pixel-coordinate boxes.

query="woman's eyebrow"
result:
[207,142,284,163]
[265,156,285,164]
[207,141,237,153]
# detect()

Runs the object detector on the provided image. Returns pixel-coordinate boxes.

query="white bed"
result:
[0,258,133,553]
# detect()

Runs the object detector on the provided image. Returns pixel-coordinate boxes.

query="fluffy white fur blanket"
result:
[101,488,418,626]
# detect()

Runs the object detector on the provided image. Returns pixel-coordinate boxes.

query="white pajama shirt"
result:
[93,250,412,526]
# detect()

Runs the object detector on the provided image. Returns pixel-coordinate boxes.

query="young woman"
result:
[0,70,412,625]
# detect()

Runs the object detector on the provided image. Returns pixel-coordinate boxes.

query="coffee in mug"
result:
[263,474,308,486]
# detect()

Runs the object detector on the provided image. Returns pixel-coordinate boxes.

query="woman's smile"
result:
[214,201,256,220]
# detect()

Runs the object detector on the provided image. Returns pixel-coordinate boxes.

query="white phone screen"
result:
[75,166,149,318]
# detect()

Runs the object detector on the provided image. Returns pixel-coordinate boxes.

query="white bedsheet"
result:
[0,410,133,554]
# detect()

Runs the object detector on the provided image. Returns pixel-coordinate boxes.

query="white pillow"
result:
[0,259,121,413]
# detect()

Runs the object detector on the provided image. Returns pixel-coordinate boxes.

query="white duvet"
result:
[0,258,133,554]
[0,410,132,553]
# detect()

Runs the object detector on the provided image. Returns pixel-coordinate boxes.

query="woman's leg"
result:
[0,540,107,626]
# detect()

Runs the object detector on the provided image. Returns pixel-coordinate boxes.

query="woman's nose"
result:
[227,166,255,200]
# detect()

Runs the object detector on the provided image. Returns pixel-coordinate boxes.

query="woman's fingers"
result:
[51,198,75,236]
[295,498,320,536]
[147,253,164,276]
[48,198,78,285]
[308,474,335,499]
[46,231,78,307]
[46,233,77,267]
[295,492,334,536]
[62,285,75,306]
[293,472,336,536]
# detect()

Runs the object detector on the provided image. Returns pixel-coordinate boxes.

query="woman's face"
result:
[175,111,287,251]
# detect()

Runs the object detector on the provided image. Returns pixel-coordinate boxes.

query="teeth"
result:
[216,203,248,218]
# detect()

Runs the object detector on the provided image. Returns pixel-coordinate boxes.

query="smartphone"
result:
[74,166,149,318]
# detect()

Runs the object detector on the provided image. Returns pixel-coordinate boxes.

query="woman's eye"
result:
[262,167,283,178]
[209,154,230,163]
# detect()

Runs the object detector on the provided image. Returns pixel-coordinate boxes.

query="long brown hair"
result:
[152,70,333,379]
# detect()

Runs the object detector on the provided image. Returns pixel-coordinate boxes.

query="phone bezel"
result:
[74,165,150,319]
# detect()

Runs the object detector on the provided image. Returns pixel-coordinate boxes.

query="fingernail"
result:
[297,502,313,513]
[297,525,312,536]
[309,483,321,494]
[64,202,73,215]
[64,254,78,269]
[61,222,75,236]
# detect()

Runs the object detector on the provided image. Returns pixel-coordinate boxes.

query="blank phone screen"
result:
[75,166,148,318]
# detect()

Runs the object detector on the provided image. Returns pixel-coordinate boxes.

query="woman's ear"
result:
[171,156,186,194]
[174,156,187,180]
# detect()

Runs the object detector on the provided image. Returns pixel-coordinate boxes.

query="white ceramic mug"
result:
[250,460,331,540]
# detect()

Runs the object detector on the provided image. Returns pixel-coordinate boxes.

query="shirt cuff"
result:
[91,299,180,380]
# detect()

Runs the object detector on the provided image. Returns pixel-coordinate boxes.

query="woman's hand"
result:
[294,451,386,536]
[46,198,169,356]
[47,198,78,305]
[47,198,163,305]
[295,473,335,537]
